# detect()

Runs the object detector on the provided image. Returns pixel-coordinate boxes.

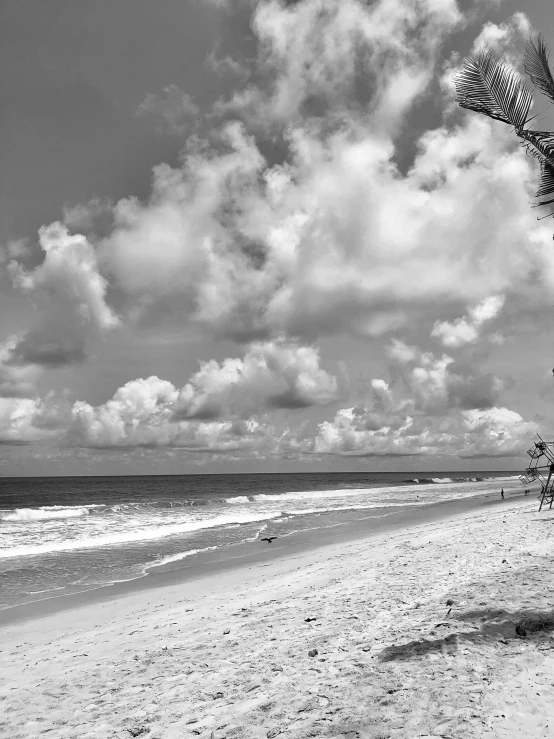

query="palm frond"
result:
[519,129,554,163]
[518,134,554,212]
[524,35,554,103]
[537,159,554,200]
[455,48,532,129]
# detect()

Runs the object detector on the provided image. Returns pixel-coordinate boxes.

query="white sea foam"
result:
[0,510,284,559]
[253,489,371,502]
[252,484,434,502]
[286,506,396,516]
[0,476,522,562]
[1,507,92,522]
[24,585,66,595]
[152,545,219,568]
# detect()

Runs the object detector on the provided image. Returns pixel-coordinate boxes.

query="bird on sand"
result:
[260,536,278,544]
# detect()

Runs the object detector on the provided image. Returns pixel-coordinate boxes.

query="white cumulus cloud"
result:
[472,12,531,55]
[0,393,71,445]
[9,222,119,332]
[431,295,505,348]
[11,2,554,350]
[312,341,521,458]
[174,338,339,419]
[67,339,338,449]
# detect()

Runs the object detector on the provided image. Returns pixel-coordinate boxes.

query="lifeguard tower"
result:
[521,435,554,511]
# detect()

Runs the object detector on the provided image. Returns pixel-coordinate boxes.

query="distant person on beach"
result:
[501,489,505,500]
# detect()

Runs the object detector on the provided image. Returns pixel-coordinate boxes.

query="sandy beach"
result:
[2,494,554,739]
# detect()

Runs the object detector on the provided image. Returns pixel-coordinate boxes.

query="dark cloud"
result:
[459,451,521,459]
[448,376,499,410]
[317,450,422,458]
[267,388,314,409]
[9,332,86,369]
[446,361,501,411]
[32,397,72,431]
[0,375,35,399]
[171,403,222,422]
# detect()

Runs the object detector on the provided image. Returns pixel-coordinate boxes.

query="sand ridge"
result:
[2,497,554,738]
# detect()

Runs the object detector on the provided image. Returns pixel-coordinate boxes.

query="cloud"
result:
[0,330,536,462]
[0,394,71,445]
[441,12,531,108]
[67,338,338,448]
[458,407,537,458]
[313,400,536,459]
[90,110,552,344]
[313,357,531,459]
[1,1,548,469]
[0,328,84,399]
[227,0,462,130]
[136,85,200,135]
[67,376,281,453]
[0,399,39,445]
[445,360,504,411]
[388,340,503,412]
[15,1,553,351]
[313,375,434,457]
[2,224,115,388]
[3,238,32,261]
[206,42,250,81]
[8,329,86,369]
[174,338,339,419]
[314,408,422,457]
[9,222,119,332]
[0,337,42,398]
[431,295,505,348]
[312,332,530,459]
[471,12,531,55]
[68,376,178,449]
[62,198,114,236]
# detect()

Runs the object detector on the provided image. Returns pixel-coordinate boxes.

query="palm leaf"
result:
[519,129,554,163]
[536,159,554,199]
[455,48,532,129]
[518,131,554,208]
[524,35,554,103]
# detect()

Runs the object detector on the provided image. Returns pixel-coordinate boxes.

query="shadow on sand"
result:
[379,608,554,662]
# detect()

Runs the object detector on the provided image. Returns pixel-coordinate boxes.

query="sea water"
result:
[0,471,524,610]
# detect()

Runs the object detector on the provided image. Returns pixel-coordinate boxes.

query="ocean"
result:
[0,471,524,611]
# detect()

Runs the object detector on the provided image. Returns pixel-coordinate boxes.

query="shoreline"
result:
[0,488,525,627]
[2,493,553,738]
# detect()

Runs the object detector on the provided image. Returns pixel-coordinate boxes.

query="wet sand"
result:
[2,493,553,738]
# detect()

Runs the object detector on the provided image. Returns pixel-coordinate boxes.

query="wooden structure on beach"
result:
[521,436,554,511]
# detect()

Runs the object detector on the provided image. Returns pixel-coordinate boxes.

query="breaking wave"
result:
[0,510,284,559]
[1,506,96,522]
[152,545,220,569]
[405,476,487,484]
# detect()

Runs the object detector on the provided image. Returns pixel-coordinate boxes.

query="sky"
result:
[2,0,554,476]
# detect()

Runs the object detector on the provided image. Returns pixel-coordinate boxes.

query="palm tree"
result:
[455,36,554,215]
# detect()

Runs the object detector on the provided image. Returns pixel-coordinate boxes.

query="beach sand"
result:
[2,495,554,739]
